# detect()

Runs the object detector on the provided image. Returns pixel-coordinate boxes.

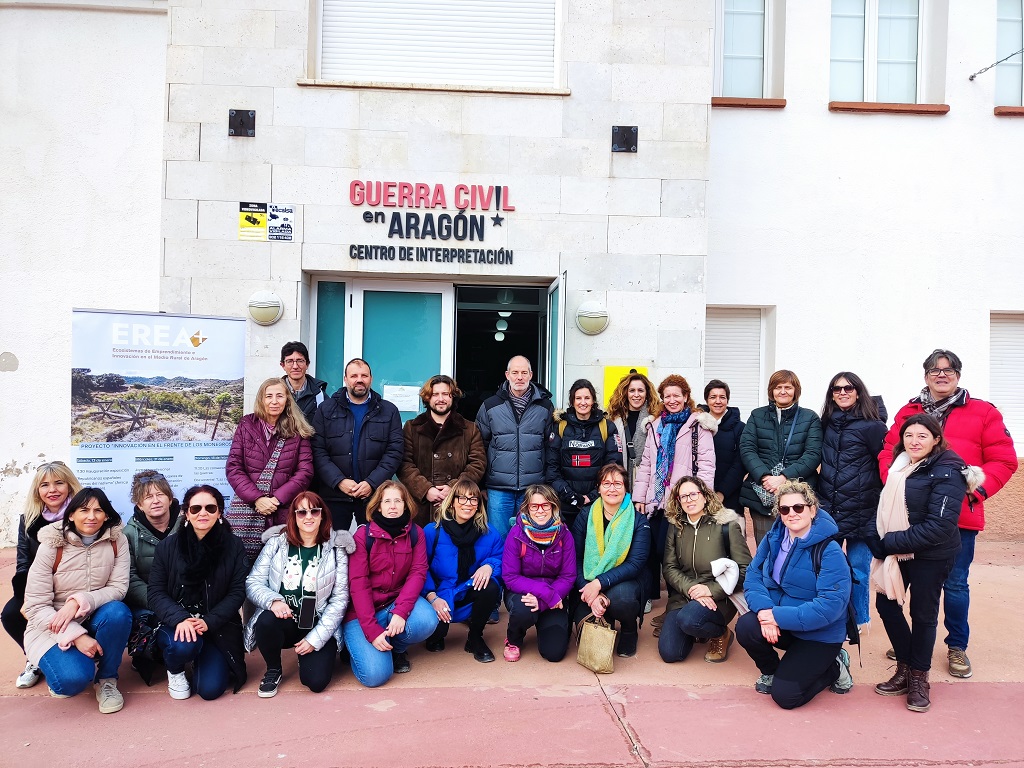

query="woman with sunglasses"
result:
[818,372,887,629]
[568,464,650,658]
[3,460,82,689]
[147,485,248,701]
[245,492,355,696]
[736,480,853,709]
[501,485,576,662]
[421,479,503,662]
[870,414,969,713]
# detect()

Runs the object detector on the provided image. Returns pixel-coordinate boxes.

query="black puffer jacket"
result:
[880,449,966,561]
[546,408,622,514]
[699,405,745,512]
[739,404,823,517]
[476,382,554,492]
[285,374,328,425]
[818,411,887,540]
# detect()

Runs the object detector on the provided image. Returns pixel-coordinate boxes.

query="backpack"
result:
[558,418,609,442]
[810,536,862,662]
[361,523,419,554]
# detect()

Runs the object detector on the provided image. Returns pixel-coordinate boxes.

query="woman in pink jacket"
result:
[227,378,314,561]
[632,374,717,626]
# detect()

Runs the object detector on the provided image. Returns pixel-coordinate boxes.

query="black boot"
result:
[465,633,496,663]
[425,623,447,652]
[392,650,411,674]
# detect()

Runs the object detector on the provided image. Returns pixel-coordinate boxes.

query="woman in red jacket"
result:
[342,480,438,687]
[226,378,314,561]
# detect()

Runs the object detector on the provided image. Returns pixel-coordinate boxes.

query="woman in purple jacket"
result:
[501,484,576,662]
[342,480,438,687]
[226,378,314,561]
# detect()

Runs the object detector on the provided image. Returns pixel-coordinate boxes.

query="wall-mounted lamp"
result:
[575,300,609,335]
[248,290,284,325]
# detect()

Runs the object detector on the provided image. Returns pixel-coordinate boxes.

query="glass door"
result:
[545,272,566,408]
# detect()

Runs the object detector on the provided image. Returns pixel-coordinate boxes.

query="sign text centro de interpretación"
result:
[349,180,515,267]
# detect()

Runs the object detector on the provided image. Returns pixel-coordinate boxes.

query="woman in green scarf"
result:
[569,464,651,658]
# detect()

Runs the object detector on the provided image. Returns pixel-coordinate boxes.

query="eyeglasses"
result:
[926,367,958,377]
[188,504,220,515]
[677,492,702,502]
[455,495,479,505]
[528,503,553,512]
[831,385,856,395]
[778,504,810,515]
[296,507,322,518]
[599,482,624,490]
[282,358,307,367]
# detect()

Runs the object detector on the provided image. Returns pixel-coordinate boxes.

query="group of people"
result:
[3,345,1015,716]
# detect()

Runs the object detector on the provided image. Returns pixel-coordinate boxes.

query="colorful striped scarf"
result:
[520,511,561,547]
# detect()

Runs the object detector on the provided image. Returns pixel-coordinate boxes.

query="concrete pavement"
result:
[0,540,1021,768]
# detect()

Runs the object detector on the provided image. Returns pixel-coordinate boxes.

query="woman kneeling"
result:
[246,492,355,697]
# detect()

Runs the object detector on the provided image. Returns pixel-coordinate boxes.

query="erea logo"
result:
[190,331,208,348]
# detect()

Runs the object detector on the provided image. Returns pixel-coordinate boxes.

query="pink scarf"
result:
[870,452,916,604]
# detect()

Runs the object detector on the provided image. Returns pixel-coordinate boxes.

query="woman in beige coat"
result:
[23,488,131,713]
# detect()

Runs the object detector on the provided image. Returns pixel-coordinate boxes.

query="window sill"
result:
[0,0,165,10]
[297,79,571,97]
[712,97,786,109]
[828,101,949,115]
[994,106,1024,116]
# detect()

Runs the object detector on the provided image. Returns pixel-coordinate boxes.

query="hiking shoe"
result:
[258,668,283,698]
[167,670,191,700]
[95,678,124,714]
[830,647,854,694]
[15,661,41,689]
[651,610,668,628]
[754,674,774,694]
[704,627,734,663]
[503,640,521,662]
[392,651,411,674]
[48,687,69,699]
[644,599,653,614]
[947,647,972,678]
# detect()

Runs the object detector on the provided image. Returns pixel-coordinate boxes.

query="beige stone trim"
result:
[297,78,571,97]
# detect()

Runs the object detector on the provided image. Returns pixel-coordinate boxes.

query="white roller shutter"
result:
[704,307,763,421]
[320,0,557,87]
[990,313,1024,454]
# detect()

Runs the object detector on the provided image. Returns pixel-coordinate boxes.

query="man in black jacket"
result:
[279,341,327,425]
[311,358,403,530]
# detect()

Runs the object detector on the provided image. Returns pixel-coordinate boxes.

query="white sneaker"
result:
[167,671,191,700]
[95,678,124,714]
[16,661,41,689]
[644,599,653,614]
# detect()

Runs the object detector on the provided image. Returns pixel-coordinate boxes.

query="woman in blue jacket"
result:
[422,480,503,663]
[736,480,853,709]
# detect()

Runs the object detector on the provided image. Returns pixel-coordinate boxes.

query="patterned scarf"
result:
[652,408,691,507]
[508,384,533,419]
[917,387,967,426]
[583,495,635,580]
[520,511,561,547]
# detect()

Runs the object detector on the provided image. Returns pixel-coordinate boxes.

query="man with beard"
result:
[398,375,487,523]
[311,358,403,530]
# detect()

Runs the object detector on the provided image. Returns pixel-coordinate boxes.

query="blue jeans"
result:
[943,528,975,650]
[37,600,131,696]
[486,489,525,540]
[343,597,438,688]
[658,600,728,663]
[156,626,231,700]
[844,539,873,626]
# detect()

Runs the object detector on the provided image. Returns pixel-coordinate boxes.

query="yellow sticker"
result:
[603,365,649,408]
[239,202,268,241]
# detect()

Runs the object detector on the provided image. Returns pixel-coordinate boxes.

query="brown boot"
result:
[704,627,734,663]
[874,661,910,696]
[906,668,931,712]
[651,610,668,628]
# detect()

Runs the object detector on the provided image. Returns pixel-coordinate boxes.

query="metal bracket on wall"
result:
[229,110,256,137]
[611,126,638,153]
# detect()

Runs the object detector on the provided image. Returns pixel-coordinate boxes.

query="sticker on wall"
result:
[239,202,268,241]
[603,365,650,409]
[268,204,295,242]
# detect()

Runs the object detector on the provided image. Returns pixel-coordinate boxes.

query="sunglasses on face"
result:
[778,504,810,515]
[188,504,220,515]
[831,385,856,394]
[296,507,322,518]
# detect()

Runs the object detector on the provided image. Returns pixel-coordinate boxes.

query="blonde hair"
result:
[772,479,818,513]
[24,461,82,530]
[254,378,314,439]
[130,470,175,506]
[436,479,488,532]
[665,476,722,528]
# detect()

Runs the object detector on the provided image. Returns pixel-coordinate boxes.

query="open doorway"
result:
[454,286,544,419]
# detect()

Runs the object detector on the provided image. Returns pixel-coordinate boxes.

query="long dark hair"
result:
[62,487,121,539]
[820,371,880,425]
[892,413,948,462]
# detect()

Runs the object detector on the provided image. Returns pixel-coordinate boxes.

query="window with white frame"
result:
[715,0,785,99]
[996,0,1024,106]
[319,0,558,88]
[830,0,921,103]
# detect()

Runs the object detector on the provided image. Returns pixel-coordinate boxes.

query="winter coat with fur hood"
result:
[664,506,751,620]
[739,403,823,517]
[22,522,130,666]
[244,525,356,652]
[632,410,717,508]
[879,392,1018,532]
[546,407,622,514]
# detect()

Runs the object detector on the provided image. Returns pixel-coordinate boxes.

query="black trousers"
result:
[253,611,338,693]
[432,580,501,640]
[645,510,668,600]
[736,611,842,710]
[505,592,569,662]
[875,556,955,672]
[569,579,643,636]
[1,596,26,651]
